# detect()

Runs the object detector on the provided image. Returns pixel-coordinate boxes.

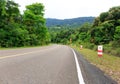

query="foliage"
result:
[90,6,120,45]
[49,22,92,44]
[49,5,120,57]
[72,45,120,83]
[46,17,95,28]
[114,26,120,41]
[0,0,50,47]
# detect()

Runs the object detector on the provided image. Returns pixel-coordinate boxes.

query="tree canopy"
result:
[0,0,50,47]
[90,6,120,45]
[49,5,120,47]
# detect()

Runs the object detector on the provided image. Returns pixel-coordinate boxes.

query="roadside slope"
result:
[72,46,119,84]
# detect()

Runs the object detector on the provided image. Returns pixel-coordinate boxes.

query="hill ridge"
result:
[46,17,95,28]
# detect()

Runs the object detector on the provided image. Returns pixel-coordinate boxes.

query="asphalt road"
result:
[0,45,117,84]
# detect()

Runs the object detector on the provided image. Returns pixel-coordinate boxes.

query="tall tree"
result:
[90,6,120,45]
[0,0,22,47]
[23,3,50,45]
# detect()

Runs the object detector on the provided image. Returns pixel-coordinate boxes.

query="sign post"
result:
[80,45,83,50]
[98,45,103,57]
[70,38,72,44]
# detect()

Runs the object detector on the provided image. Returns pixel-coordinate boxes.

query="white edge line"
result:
[71,48,85,84]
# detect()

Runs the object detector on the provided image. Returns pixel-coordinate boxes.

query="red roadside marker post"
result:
[98,45,103,64]
[80,45,83,50]
[98,45,103,57]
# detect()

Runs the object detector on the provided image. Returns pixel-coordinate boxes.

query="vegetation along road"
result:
[0,0,120,84]
[0,45,117,84]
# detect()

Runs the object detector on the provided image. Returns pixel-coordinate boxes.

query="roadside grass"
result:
[0,46,40,50]
[72,45,120,83]
[0,44,51,50]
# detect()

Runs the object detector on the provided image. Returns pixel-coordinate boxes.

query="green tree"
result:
[109,6,120,20]
[0,1,50,47]
[99,12,109,22]
[0,0,6,29]
[23,3,50,45]
[5,0,20,23]
[114,26,120,41]
[0,0,22,47]
[91,6,120,45]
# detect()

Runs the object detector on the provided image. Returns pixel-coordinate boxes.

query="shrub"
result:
[116,48,120,57]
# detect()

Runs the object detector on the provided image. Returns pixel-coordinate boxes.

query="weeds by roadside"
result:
[72,45,120,84]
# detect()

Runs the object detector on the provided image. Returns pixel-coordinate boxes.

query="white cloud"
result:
[14,0,120,19]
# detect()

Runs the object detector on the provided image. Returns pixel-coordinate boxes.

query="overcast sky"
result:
[14,0,120,19]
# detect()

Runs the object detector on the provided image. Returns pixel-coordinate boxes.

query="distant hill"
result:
[46,17,95,28]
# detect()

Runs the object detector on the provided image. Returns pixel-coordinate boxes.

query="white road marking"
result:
[71,49,85,84]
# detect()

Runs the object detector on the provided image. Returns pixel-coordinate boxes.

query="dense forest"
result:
[0,0,120,57]
[91,6,120,45]
[46,17,95,28]
[0,0,50,47]
[50,6,120,57]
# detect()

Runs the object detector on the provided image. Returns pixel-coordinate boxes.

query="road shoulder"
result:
[74,49,117,84]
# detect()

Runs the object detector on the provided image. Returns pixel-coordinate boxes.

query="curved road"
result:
[0,45,117,84]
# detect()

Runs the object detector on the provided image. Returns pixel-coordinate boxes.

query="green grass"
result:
[72,45,120,83]
[0,46,37,50]
[0,44,51,50]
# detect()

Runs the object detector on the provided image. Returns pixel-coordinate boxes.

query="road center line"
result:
[71,49,85,84]
[0,50,43,59]
[0,46,58,60]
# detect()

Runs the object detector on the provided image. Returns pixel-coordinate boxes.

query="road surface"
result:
[0,45,117,84]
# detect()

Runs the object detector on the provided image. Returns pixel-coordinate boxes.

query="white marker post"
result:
[80,45,83,50]
[98,45,103,57]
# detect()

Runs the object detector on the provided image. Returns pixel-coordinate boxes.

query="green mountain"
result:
[46,17,95,28]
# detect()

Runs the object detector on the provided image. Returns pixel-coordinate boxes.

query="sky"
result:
[14,0,120,19]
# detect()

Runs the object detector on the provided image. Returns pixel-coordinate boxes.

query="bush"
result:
[110,50,118,56]
[104,46,112,54]
[83,43,95,50]
[93,45,97,51]
[109,41,120,48]
[75,41,120,57]
[116,48,120,57]
[104,45,120,57]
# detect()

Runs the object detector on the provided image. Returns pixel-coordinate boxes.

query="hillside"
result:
[46,17,95,28]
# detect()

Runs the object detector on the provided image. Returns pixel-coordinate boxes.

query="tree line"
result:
[91,6,120,45]
[49,22,92,44]
[50,6,120,56]
[50,6,120,45]
[0,0,50,47]
[46,17,94,28]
